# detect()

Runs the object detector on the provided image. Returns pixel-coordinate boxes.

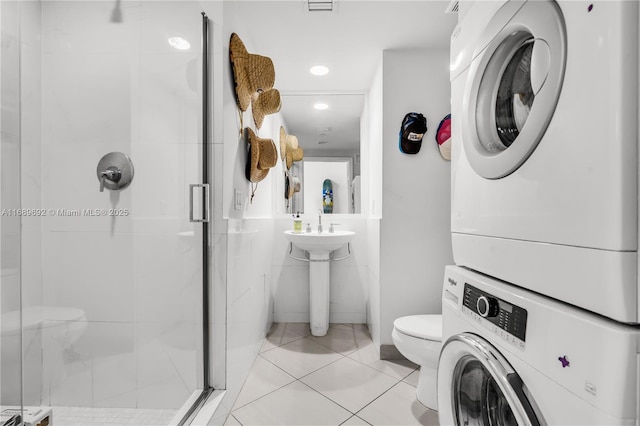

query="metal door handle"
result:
[189,183,210,223]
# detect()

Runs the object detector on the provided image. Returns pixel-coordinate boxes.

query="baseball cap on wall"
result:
[436,114,451,161]
[398,112,428,154]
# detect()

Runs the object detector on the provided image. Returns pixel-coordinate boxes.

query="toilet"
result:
[392,314,442,410]
[1,306,88,396]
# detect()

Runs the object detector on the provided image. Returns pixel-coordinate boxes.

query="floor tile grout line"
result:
[235,323,430,426]
[230,413,243,425]
[306,329,372,354]
[295,352,347,381]
[265,333,348,357]
[342,351,419,382]
[229,353,298,411]
[235,353,353,418]
[352,376,406,420]
[297,357,410,419]
[260,332,309,354]
[232,350,348,409]
[230,375,297,413]
[339,414,374,426]
[295,379,359,419]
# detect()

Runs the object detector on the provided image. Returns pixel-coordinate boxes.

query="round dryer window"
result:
[462,0,566,179]
[438,334,542,426]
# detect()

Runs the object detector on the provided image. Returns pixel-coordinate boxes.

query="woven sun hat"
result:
[287,174,301,199]
[291,175,301,193]
[436,114,451,161]
[245,128,277,183]
[280,128,301,169]
[285,145,304,170]
[279,126,288,160]
[252,89,281,129]
[229,33,276,112]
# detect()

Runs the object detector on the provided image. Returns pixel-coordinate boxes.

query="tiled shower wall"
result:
[22,1,208,409]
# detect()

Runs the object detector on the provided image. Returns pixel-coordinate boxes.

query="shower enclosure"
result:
[1,1,213,424]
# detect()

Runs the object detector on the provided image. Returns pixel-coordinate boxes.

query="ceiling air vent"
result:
[445,1,459,14]
[307,0,334,12]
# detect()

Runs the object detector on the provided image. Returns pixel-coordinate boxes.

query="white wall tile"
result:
[44,320,93,407]
[42,232,135,322]
[136,323,192,410]
[91,322,136,408]
[41,1,141,55]
[135,233,201,323]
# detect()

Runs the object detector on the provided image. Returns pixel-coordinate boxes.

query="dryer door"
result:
[462,0,565,179]
[438,333,543,426]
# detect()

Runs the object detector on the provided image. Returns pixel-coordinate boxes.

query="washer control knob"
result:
[477,296,500,318]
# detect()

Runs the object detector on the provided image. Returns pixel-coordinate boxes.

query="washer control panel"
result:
[462,283,528,350]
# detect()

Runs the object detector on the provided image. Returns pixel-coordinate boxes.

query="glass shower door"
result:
[1,0,24,424]
[18,1,209,423]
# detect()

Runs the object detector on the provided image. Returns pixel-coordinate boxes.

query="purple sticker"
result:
[558,356,570,368]
[588,4,593,12]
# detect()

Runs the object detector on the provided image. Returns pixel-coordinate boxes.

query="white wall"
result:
[364,57,383,349]
[379,49,454,348]
[211,10,279,422]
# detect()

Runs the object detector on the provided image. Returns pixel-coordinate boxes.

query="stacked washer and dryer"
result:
[440,0,640,424]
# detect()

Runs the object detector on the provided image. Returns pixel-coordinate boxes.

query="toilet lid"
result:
[394,315,442,341]
[38,306,87,323]
[1,306,87,335]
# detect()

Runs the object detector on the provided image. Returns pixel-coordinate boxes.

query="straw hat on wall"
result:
[279,126,303,170]
[286,144,304,170]
[229,33,275,112]
[286,174,301,200]
[252,88,282,129]
[245,128,277,183]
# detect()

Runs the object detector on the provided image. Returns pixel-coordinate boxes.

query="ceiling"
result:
[226,1,458,153]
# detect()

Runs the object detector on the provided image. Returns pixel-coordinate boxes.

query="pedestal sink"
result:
[284,230,355,336]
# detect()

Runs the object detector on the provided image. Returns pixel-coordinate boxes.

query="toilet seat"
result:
[393,314,442,341]
[392,314,443,410]
[38,306,87,325]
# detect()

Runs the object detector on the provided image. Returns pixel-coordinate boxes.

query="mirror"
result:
[280,93,363,214]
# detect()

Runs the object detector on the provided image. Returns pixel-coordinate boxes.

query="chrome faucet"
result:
[99,167,122,192]
[318,209,323,233]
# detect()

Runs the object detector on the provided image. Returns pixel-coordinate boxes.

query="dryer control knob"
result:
[476,296,500,318]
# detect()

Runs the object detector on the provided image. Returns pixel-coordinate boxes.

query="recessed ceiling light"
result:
[168,37,190,50]
[310,65,329,76]
[314,103,329,110]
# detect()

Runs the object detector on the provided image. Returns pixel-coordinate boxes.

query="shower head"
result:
[110,0,123,23]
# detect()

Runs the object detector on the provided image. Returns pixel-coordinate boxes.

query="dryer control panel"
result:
[462,283,528,350]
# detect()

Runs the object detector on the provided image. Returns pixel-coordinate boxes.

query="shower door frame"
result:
[176,11,214,426]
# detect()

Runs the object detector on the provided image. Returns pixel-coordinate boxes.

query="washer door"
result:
[438,334,543,426]
[462,0,566,179]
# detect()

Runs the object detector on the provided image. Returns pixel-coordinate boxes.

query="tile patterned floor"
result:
[225,323,440,426]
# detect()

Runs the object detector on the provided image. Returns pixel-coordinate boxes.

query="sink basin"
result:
[284,230,355,254]
[284,229,356,336]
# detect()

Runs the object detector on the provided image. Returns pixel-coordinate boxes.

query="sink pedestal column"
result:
[309,253,331,336]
